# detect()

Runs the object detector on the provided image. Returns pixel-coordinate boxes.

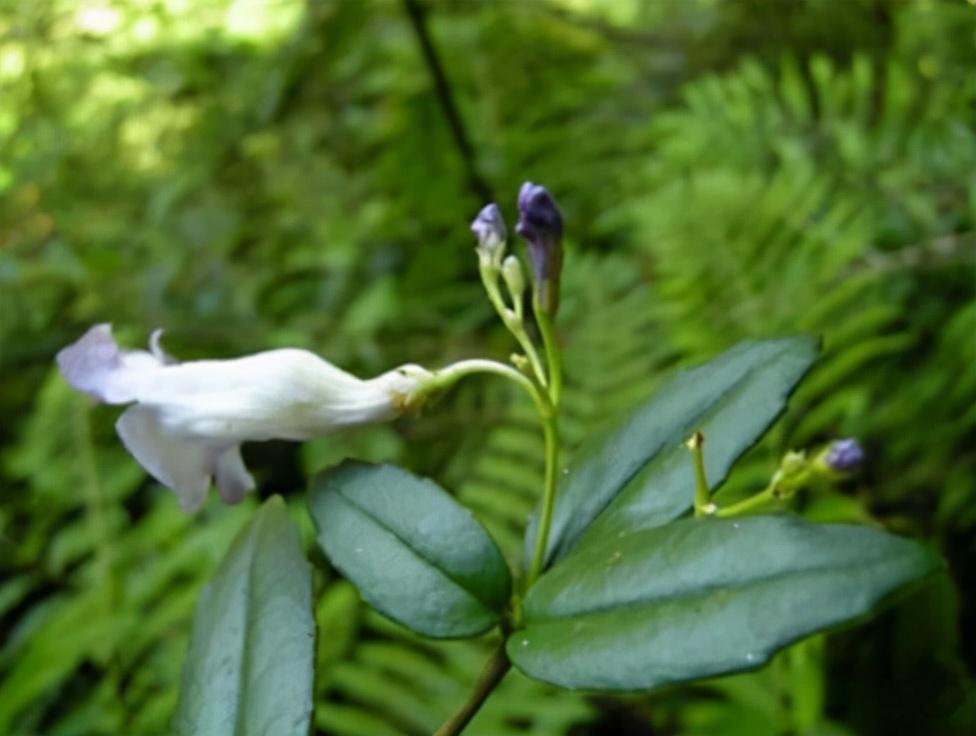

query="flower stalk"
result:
[715,485,781,518]
[478,261,549,388]
[471,202,550,389]
[535,307,562,406]
[423,358,550,419]
[435,182,569,735]
[716,440,864,518]
[526,413,559,586]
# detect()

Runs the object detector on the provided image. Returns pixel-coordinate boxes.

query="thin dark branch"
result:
[401,0,493,203]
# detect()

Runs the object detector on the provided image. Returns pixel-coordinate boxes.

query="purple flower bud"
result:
[825,438,864,472]
[470,203,506,261]
[515,181,563,315]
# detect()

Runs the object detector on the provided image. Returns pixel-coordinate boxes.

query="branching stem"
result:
[715,485,779,517]
[432,296,564,734]
[480,265,548,387]
[428,359,549,418]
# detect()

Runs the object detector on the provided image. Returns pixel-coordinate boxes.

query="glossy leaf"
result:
[309,461,511,638]
[173,496,314,736]
[527,336,819,567]
[509,515,941,690]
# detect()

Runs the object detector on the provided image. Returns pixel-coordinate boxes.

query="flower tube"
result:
[57,324,432,511]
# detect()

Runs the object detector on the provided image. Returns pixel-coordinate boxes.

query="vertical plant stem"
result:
[526,414,559,586]
[526,301,562,587]
[433,643,511,736]
[687,431,712,517]
[535,309,562,405]
[435,291,564,733]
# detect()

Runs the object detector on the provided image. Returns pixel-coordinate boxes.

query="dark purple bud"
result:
[515,181,563,315]
[471,203,506,262]
[825,438,864,472]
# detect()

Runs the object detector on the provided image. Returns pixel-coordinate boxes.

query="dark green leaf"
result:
[509,515,941,690]
[308,461,511,638]
[528,336,819,567]
[173,496,314,736]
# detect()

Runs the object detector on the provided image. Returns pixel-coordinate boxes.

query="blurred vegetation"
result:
[0,0,974,734]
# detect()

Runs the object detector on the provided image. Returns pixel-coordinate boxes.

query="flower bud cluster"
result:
[771,438,865,502]
[470,181,564,318]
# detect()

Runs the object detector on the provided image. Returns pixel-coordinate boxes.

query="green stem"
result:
[425,356,559,586]
[480,264,548,387]
[715,485,778,518]
[526,414,559,586]
[687,431,712,517]
[428,359,549,418]
[535,307,562,405]
[434,643,511,736]
[525,299,562,587]
[513,329,548,389]
[433,282,565,733]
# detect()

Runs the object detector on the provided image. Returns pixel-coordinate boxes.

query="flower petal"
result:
[57,326,435,513]
[137,349,408,442]
[116,405,215,512]
[57,324,161,403]
[214,445,255,504]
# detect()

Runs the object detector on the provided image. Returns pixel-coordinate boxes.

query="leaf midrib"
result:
[526,549,921,623]
[232,516,261,736]
[331,487,504,615]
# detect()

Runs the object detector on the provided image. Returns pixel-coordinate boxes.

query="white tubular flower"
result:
[57,324,433,512]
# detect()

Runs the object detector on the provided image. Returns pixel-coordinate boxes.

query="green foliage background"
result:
[0,0,973,734]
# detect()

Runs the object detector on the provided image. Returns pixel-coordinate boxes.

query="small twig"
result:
[401,0,493,203]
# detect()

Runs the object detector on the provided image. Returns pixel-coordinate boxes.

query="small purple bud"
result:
[471,203,506,262]
[515,181,563,315]
[825,438,864,472]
